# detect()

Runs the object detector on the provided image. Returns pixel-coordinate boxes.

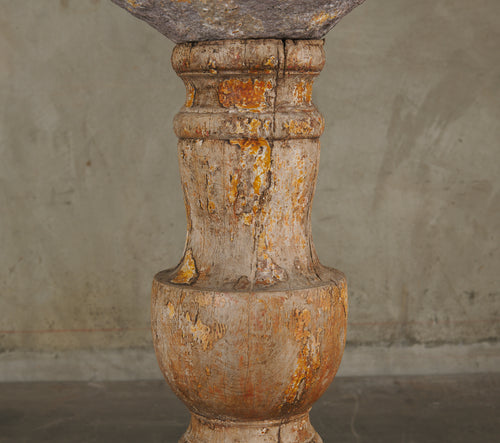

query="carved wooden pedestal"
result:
[151,39,347,442]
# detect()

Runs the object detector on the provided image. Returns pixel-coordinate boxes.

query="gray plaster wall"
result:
[1,0,499,379]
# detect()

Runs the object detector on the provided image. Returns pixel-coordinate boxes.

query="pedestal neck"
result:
[166,39,338,292]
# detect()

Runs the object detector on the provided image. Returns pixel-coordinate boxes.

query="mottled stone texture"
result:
[152,39,347,442]
[110,0,365,43]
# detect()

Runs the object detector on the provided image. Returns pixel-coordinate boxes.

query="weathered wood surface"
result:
[110,0,365,43]
[152,39,347,442]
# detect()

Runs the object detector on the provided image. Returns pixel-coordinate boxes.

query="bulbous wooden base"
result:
[152,273,347,442]
[180,412,322,443]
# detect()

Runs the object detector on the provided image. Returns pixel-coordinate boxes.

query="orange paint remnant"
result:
[207,200,215,214]
[246,139,271,194]
[282,309,321,406]
[293,80,313,105]
[255,231,287,285]
[208,59,217,74]
[284,119,313,136]
[229,138,272,221]
[264,56,277,68]
[295,176,305,189]
[166,302,175,319]
[184,192,192,231]
[184,312,227,351]
[249,118,262,134]
[194,124,210,137]
[235,118,264,136]
[292,309,312,342]
[243,213,253,226]
[125,0,140,9]
[340,284,348,317]
[205,366,211,377]
[189,317,211,349]
[317,290,335,314]
[185,83,195,108]
[218,79,273,112]
[234,121,245,135]
[171,249,199,285]
[228,173,239,205]
[205,170,217,215]
[290,152,309,224]
[310,11,338,26]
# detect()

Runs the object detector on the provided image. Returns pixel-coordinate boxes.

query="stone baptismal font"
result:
[110,1,366,441]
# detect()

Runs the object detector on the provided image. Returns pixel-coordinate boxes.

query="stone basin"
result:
[110,0,366,43]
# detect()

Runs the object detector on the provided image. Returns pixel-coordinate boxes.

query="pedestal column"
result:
[152,39,347,442]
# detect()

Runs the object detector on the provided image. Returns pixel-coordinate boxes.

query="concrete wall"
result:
[1,0,499,380]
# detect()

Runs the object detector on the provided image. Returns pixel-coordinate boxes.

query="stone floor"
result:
[0,374,498,442]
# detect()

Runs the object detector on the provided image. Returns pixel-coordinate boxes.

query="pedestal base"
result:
[180,412,323,443]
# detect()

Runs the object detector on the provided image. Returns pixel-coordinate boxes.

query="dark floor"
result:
[0,374,499,442]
